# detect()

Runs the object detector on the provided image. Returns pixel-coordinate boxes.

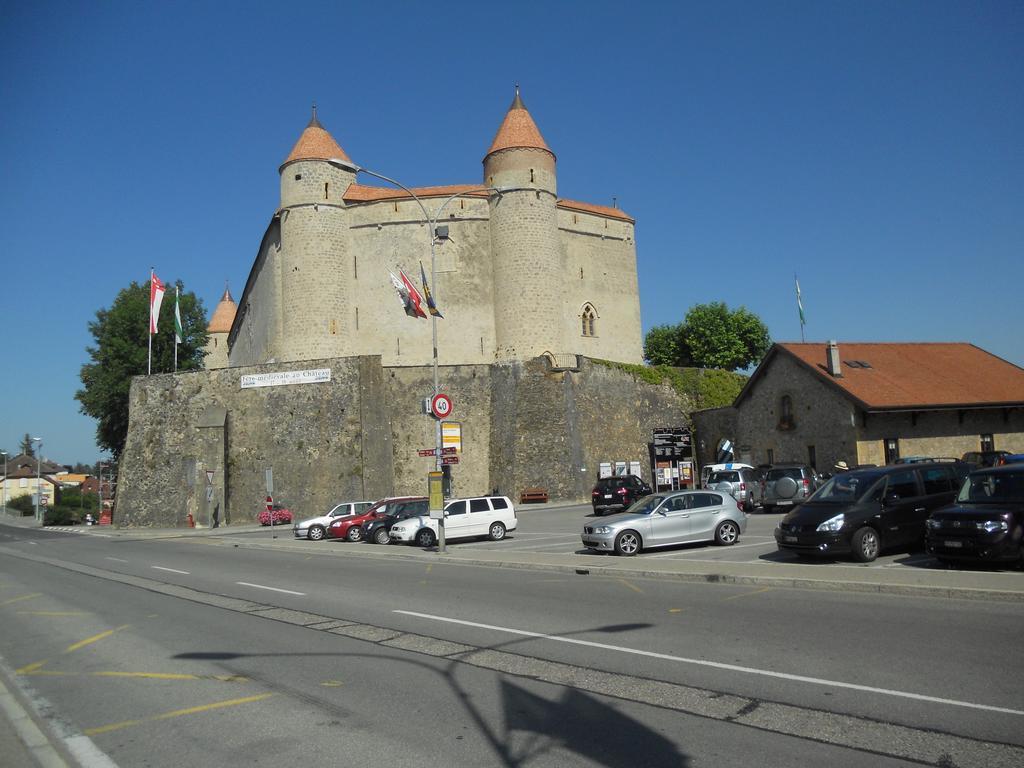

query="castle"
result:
[116,90,688,527]
[207,89,643,369]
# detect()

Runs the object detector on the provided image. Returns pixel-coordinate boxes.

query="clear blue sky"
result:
[1,0,1021,465]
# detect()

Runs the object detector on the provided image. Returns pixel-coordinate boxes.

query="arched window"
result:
[581,305,597,337]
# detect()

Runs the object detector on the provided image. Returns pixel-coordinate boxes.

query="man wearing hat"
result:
[833,460,850,474]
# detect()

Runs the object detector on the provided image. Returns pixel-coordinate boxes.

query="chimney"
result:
[826,340,842,377]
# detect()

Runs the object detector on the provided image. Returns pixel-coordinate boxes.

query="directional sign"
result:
[441,447,457,455]
[430,393,453,419]
[441,456,459,465]
[418,449,437,457]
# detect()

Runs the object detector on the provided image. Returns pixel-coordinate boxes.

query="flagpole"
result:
[148,267,154,375]
[174,285,179,372]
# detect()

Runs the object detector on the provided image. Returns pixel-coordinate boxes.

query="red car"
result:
[327,496,426,541]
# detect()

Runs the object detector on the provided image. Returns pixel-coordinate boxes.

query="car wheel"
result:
[346,526,363,543]
[715,520,739,546]
[851,527,880,563]
[614,530,641,556]
[308,525,325,541]
[374,527,391,545]
[415,528,436,548]
[488,522,507,541]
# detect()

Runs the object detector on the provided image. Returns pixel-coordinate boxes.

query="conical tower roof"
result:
[281,104,351,168]
[208,285,237,333]
[485,86,554,159]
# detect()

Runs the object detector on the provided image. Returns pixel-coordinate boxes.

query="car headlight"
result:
[392,526,404,533]
[925,519,941,530]
[816,513,845,532]
[977,520,1008,533]
[593,526,613,534]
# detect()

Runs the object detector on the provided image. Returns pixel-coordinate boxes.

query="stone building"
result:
[692,341,1024,471]
[116,89,688,526]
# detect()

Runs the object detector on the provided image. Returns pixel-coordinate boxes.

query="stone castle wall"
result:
[115,356,687,527]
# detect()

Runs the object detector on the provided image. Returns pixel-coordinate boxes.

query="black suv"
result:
[591,475,652,515]
[774,462,964,562]
[961,450,1012,469]
[926,465,1024,565]
[362,499,429,544]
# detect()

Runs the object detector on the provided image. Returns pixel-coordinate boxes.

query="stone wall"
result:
[115,356,689,527]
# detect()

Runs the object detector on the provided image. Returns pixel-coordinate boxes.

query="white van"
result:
[389,495,517,547]
[699,462,754,489]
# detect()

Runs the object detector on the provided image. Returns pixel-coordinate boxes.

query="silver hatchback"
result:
[581,490,747,556]
[705,467,763,512]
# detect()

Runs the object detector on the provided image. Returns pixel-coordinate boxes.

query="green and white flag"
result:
[174,286,183,344]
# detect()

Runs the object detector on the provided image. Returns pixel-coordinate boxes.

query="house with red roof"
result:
[692,341,1024,471]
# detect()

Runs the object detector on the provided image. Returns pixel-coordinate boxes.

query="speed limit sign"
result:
[430,393,453,418]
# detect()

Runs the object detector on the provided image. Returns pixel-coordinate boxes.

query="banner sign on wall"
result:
[240,368,331,389]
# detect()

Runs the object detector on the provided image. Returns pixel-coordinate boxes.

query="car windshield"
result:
[622,494,663,515]
[708,471,739,483]
[811,473,882,502]
[958,472,1024,503]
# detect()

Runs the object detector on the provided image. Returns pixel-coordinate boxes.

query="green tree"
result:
[76,280,209,458]
[20,433,35,456]
[644,302,771,371]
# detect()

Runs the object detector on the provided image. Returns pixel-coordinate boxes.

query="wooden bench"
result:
[520,488,549,504]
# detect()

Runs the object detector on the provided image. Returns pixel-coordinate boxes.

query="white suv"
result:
[293,500,374,540]
[389,496,517,547]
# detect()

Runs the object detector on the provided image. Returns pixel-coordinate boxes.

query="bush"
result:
[44,506,83,526]
[8,495,36,516]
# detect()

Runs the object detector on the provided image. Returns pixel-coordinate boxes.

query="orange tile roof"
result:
[776,342,1024,409]
[485,89,553,157]
[208,286,237,333]
[558,198,634,223]
[343,184,491,203]
[281,107,350,168]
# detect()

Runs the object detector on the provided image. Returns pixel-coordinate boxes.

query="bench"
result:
[520,488,549,504]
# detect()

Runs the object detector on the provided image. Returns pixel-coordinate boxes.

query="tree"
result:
[20,433,35,456]
[76,280,209,458]
[644,302,771,371]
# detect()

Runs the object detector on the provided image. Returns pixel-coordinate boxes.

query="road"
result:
[1,509,1022,767]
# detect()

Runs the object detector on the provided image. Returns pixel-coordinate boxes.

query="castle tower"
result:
[278,105,356,361]
[205,284,237,370]
[484,88,566,361]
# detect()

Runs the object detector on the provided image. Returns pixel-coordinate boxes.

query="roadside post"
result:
[428,471,445,552]
[265,468,275,539]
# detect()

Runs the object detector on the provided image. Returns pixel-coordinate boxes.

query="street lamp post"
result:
[327,159,502,554]
[31,437,42,524]
[1,450,7,516]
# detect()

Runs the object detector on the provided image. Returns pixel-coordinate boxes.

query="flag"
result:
[389,270,411,312]
[795,276,805,327]
[420,261,443,318]
[174,286,183,344]
[399,268,428,319]
[150,273,166,334]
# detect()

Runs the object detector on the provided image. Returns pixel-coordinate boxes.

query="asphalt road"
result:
[1,513,1022,768]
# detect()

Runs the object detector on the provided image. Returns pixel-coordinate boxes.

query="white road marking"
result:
[394,609,1024,717]
[105,557,129,563]
[236,582,305,596]
[151,566,190,574]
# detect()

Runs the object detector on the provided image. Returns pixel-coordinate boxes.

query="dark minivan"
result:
[925,465,1024,565]
[591,475,652,515]
[774,462,965,562]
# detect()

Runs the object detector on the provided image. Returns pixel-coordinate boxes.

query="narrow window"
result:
[324,182,329,199]
[581,305,596,337]
[767,448,775,465]
[980,434,994,452]
[294,174,302,181]
[354,254,358,279]
[779,396,794,430]
[807,445,816,469]
[884,438,900,464]
[573,214,578,224]
[355,307,359,330]
[580,267,584,279]
[460,199,465,210]
[394,201,398,212]
[329,319,337,335]
[530,168,535,183]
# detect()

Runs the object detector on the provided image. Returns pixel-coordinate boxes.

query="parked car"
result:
[761,465,822,513]
[591,475,653,515]
[259,503,293,526]
[699,462,754,489]
[361,498,430,544]
[581,490,746,556]
[961,450,1012,469]
[774,462,963,562]
[293,500,374,540]
[996,453,1024,466]
[705,467,763,512]
[327,496,426,541]
[389,496,518,547]
[926,465,1024,565]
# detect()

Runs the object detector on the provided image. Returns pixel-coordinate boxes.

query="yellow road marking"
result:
[425,564,433,574]
[95,671,205,680]
[84,693,274,736]
[17,611,87,616]
[65,625,129,653]
[724,587,773,601]
[669,608,683,613]
[1,593,42,606]
[616,578,643,594]
[17,661,49,674]
[321,680,344,687]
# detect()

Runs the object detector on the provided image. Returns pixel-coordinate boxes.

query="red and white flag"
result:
[150,274,166,334]
[399,269,428,319]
